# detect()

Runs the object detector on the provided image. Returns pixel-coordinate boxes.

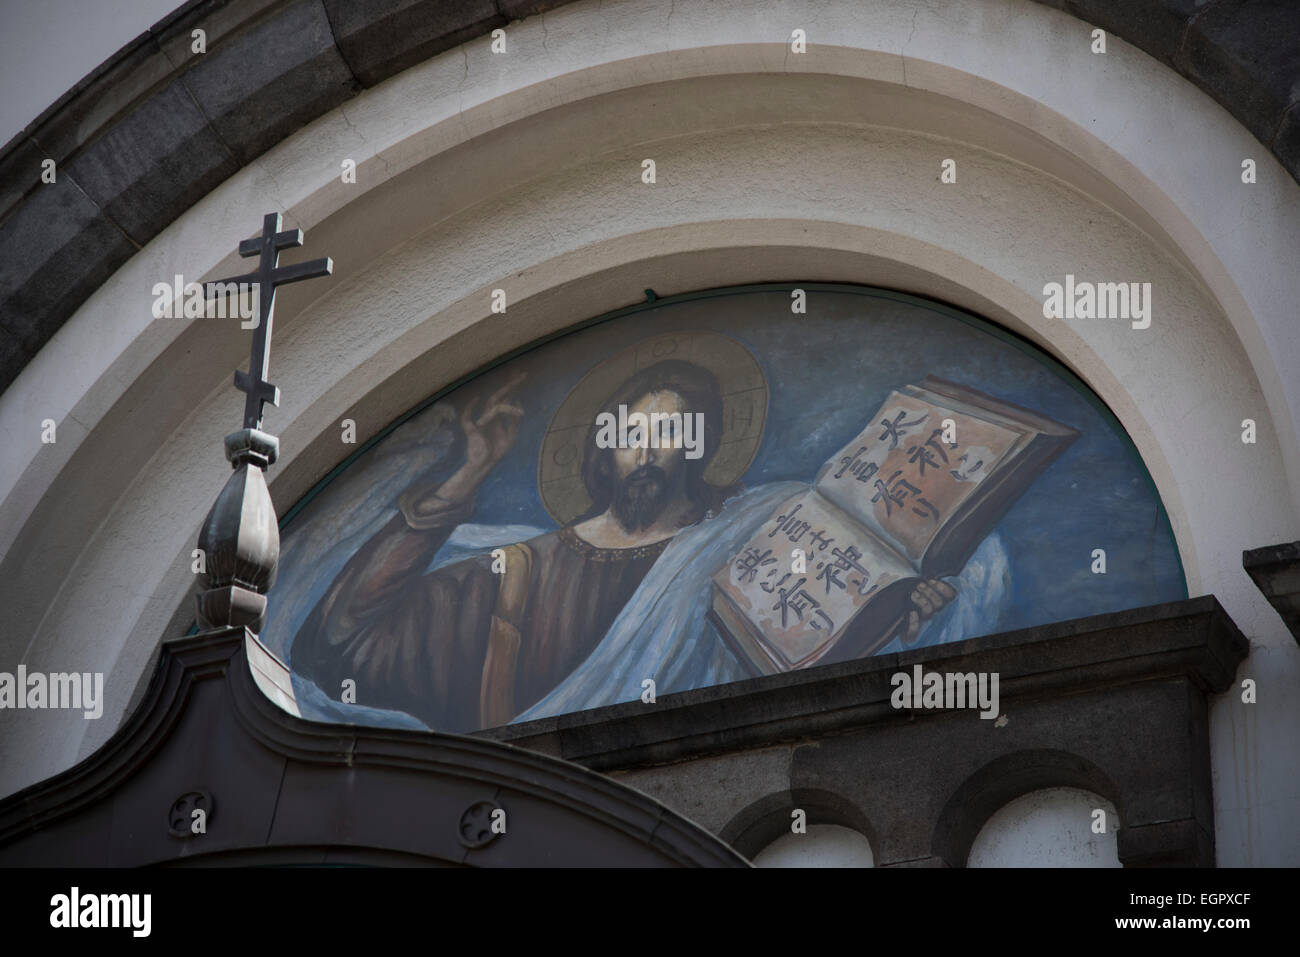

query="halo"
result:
[538,331,769,525]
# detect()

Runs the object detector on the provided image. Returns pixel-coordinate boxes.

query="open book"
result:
[708,376,1079,676]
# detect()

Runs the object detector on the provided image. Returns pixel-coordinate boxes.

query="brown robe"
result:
[291,489,668,732]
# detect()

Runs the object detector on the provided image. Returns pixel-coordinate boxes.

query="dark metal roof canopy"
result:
[0,626,747,866]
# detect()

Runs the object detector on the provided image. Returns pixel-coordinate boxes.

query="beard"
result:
[611,465,671,532]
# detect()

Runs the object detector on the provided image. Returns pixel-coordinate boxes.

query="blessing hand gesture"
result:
[460,370,527,476]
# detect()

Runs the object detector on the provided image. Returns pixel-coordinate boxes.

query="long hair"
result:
[575,359,741,524]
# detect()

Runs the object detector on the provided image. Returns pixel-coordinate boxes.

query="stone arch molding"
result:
[1,0,1297,807]
[719,787,880,862]
[931,749,1122,868]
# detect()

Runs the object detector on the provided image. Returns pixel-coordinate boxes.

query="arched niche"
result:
[719,787,879,864]
[932,749,1123,867]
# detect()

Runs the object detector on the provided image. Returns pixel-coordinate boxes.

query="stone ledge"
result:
[479,595,1248,771]
[1243,540,1300,643]
[514,595,1247,866]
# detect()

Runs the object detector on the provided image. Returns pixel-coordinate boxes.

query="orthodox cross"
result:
[206,212,333,431]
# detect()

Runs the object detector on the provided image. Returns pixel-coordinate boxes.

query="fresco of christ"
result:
[292,338,959,731]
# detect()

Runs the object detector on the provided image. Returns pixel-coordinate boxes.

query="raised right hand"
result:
[460,370,527,476]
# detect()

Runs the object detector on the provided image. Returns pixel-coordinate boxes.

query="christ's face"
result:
[610,390,690,531]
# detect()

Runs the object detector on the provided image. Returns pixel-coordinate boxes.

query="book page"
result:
[815,391,1024,565]
[713,491,913,669]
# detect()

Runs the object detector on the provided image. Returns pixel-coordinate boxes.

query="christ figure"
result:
[291,359,957,731]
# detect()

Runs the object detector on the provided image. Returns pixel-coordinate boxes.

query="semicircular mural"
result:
[261,285,1187,732]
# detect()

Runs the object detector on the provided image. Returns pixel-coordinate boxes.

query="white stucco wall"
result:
[0,0,1296,864]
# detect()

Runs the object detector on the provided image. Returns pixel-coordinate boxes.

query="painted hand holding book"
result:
[709,377,1079,676]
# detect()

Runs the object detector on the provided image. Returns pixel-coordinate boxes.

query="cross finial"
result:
[206,213,333,432]
[193,214,333,634]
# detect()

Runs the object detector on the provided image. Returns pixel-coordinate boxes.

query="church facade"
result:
[1,0,1297,868]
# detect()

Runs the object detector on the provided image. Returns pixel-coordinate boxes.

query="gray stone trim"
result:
[484,596,1247,866]
[482,596,1244,768]
[0,0,1297,393]
[1243,540,1300,643]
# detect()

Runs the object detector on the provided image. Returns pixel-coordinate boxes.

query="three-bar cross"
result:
[206,212,333,431]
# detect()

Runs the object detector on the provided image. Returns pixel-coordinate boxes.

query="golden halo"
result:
[538,331,769,525]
